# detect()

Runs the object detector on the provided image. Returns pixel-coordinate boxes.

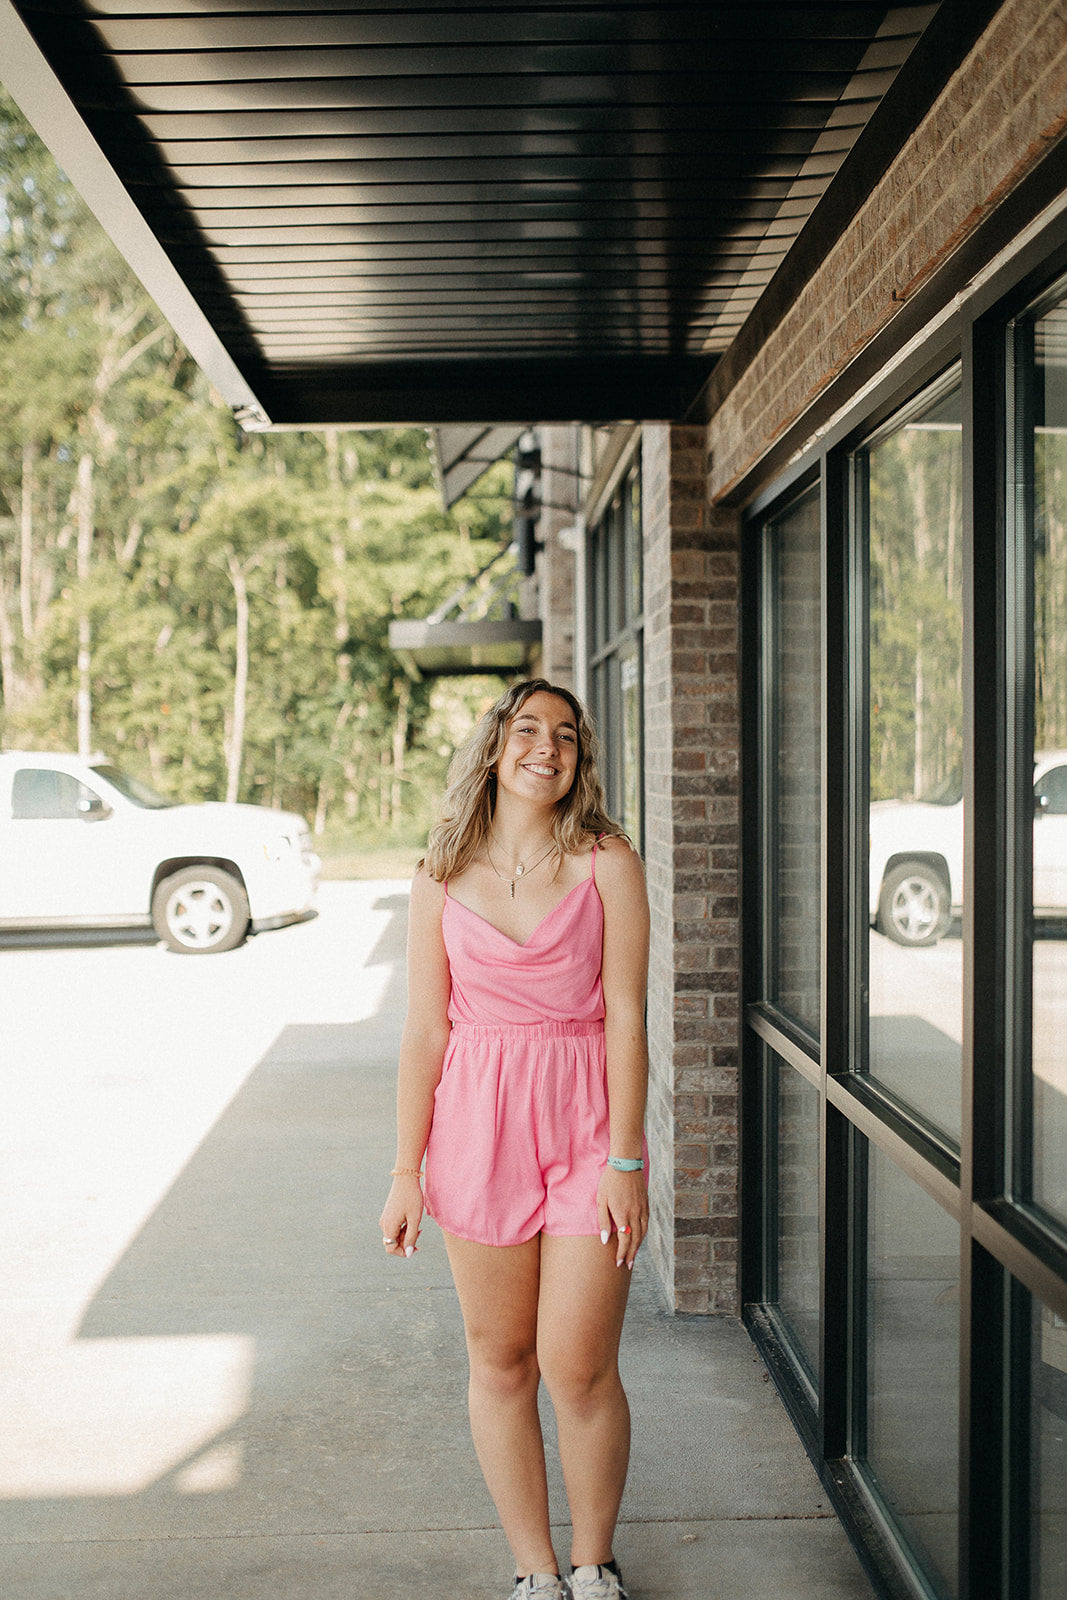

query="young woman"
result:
[379,679,650,1600]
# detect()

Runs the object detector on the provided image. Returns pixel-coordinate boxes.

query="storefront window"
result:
[746,232,1067,1600]
[864,1142,960,1595]
[1018,287,1067,1234]
[773,1058,821,1383]
[767,484,821,1034]
[589,463,643,850]
[860,376,964,1143]
[1032,1292,1067,1598]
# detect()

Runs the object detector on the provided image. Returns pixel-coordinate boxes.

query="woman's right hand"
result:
[379,1174,424,1259]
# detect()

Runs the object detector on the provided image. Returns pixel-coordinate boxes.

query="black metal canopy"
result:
[0,1,984,427]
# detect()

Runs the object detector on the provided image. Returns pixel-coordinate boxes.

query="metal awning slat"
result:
[86,8,923,52]
[135,102,860,140]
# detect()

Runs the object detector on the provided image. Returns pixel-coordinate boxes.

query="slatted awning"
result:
[0,1,985,428]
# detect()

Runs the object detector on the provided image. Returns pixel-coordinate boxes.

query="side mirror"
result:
[78,794,111,821]
[1035,791,1050,817]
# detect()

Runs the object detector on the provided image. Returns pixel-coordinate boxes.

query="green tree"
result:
[0,88,514,843]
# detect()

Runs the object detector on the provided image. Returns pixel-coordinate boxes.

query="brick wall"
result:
[642,423,741,1313]
[634,0,1064,1316]
[708,0,1067,501]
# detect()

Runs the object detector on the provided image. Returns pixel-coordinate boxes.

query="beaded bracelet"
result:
[391,1166,422,1177]
[607,1155,644,1172]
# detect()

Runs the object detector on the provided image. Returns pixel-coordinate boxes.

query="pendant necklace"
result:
[485,835,557,898]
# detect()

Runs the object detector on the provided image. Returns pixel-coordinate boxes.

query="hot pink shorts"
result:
[424,1019,640,1247]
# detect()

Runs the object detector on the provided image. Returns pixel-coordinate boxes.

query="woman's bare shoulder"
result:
[593,834,646,891]
[410,863,447,912]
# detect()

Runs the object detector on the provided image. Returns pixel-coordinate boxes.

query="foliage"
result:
[0,88,514,840]
[1035,430,1067,752]
[868,394,963,803]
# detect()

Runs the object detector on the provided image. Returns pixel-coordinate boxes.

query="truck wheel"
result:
[152,866,250,954]
[876,861,950,948]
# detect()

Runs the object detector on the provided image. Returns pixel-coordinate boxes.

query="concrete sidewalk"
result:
[0,882,874,1600]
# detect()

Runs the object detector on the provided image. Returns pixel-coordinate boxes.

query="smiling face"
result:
[493,690,579,806]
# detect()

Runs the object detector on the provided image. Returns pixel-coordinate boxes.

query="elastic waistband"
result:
[449,1018,604,1039]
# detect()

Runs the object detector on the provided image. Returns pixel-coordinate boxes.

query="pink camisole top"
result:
[442,854,605,1029]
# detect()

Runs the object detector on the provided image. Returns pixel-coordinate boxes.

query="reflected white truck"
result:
[869,750,1067,947]
[0,751,320,953]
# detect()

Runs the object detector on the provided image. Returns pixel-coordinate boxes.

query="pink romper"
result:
[423,842,617,1246]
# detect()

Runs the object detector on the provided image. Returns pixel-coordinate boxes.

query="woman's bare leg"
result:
[536,1234,633,1571]
[443,1231,558,1578]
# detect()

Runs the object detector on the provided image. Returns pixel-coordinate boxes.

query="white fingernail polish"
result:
[600,1229,610,1244]
[405,1245,414,1258]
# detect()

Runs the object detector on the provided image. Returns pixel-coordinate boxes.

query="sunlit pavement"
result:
[0,883,874,1599]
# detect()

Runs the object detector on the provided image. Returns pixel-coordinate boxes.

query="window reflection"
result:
[620,651,642,844]
[863,377,963,1142]
[1025,292,1067,1231]
[865,1142,960,1595]
[768,484,821,1033]
[1032,1294,1067,1598]
[774,1059,821,1384]
[589,467,643,851]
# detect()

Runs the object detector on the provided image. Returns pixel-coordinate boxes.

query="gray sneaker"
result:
[570,1564,629,1599]
[509,1576,569,1600]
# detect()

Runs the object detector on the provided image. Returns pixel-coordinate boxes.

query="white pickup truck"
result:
[868,750,1067,946]
[0,751,319,953]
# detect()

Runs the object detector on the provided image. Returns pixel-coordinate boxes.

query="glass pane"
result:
[1032,1293,1067,1598]
[774,1059,821,1384]
[592,660,609,795]
[865,1142,960,1595]
[769,484,821,1033]
[606,655,622,820]
[628,468,643,622]
[590,526,607,652]
[620,649,642,846]
[1027,293,1067,1230]
[864,378,963,1142]
[608,494,624,639]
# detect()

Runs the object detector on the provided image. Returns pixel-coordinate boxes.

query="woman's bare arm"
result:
[379,868,451,1257]
[595,837,651,1267]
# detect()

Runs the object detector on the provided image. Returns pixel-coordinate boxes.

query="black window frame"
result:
[740,206,1067,1600]
[587,459,644,852]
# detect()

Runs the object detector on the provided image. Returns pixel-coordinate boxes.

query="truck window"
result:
[90,764,173,809]
[1035,764,1067,815]
[11,768,96,820]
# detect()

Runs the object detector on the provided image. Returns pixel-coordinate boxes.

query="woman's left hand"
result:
[596,1165,649,1269]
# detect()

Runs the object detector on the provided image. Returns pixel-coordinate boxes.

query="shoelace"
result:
[512,1577,565,1599]
[571,1568,625,1599]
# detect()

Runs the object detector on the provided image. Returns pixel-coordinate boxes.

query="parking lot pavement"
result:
[0,881,873,1600]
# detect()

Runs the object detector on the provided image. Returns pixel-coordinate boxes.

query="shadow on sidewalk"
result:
[1,888,874,1600]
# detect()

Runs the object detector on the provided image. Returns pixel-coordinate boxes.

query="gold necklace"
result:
[485,835,557,898]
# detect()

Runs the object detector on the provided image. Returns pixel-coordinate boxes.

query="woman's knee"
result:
[538,1344,622,1416]
[467,1331,541,1401]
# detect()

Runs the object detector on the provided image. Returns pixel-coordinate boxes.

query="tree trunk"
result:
[391,676,411,827]
[226,551,250,804]
[314,697,354,835]
[20,440,35,642]
[379,748,390,827]
[76,450,94,757]
[0,554,20,714]
[314,776,331,836]
[914,618,924,799]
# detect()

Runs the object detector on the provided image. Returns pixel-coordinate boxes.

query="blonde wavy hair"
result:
[421,678,628,882]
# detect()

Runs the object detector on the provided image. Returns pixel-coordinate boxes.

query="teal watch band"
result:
[606,1155,644,1172]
